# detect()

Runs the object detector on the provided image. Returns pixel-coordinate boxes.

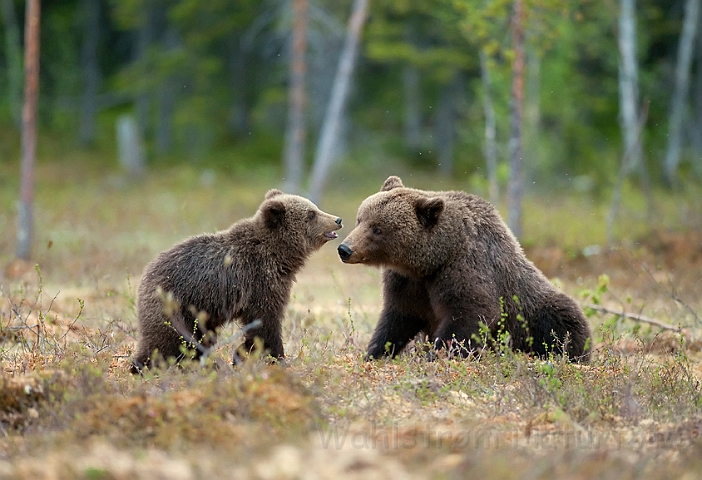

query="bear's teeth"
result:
[324,232,338,239]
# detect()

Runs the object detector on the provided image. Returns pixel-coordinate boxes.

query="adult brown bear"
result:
[132,190,342,372]
[337,176,590,362]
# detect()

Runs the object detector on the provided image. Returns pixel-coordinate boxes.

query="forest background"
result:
[1,0,701,222]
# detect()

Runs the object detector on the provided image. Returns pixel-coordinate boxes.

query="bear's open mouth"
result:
[324,231,339,240]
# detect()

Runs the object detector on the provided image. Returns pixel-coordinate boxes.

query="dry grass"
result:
[0,162,701,479]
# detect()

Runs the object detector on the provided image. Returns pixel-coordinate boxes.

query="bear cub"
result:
[131,189,342,372]
[338,176,591,362]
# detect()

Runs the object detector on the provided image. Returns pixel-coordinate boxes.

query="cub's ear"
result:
[262,200,286,229]
[415,197,444,230]
[265,189,284,199]
[381,176,404,192]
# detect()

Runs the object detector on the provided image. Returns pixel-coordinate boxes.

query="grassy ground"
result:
[1,161,702,479]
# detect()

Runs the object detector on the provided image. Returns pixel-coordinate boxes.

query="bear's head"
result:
[257,189,343,252]
[337,176,451,276]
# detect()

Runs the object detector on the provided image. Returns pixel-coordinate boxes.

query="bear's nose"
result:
[337,243,353,262]
[335,217,343,226]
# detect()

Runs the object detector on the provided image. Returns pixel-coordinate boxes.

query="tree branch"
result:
[587,304,689,336]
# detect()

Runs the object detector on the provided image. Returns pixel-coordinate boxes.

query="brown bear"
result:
[337,176,591,362]
[131,189,342,372]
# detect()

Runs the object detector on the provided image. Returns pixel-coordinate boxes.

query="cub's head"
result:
[257,189,342,252]
[337,176,446,275]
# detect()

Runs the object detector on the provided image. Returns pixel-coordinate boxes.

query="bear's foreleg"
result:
[240,307,285,361]
[366,271,432,360]
[366,310,427,360]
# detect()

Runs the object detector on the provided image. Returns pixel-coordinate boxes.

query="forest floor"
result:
[1,163,702,479]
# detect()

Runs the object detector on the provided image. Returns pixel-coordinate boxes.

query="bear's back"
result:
[437,190,546,295]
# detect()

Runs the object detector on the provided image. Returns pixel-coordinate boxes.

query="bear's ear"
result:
[262,200,286,229]
[265,189,284,199]
[415,197,444,230]
[381,176,404,192]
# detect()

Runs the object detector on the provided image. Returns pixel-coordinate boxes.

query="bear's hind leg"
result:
[131,311,197,373]
[528,293,592,362]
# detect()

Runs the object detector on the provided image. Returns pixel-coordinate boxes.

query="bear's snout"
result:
[338,243,353,262]
[335,217,343,226]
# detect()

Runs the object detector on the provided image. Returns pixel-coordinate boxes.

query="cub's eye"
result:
[372,226,381,235]
[355,219,360,227]
[307,210,316,220]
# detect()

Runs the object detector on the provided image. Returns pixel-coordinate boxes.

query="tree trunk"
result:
[663,0,700,185]
[617,0,642,176]
[283,0,308,194]
[525,48,540,166]
[607,101,649,245]
[693,6,702,177]
[230,9,277,137]
[116,114,145,177]
[480,51,499,206]
[230,41,250,135]
[17,0,41,261]
[79,0,101,147]
[616,0,653,219]
[308,0,369,204]
[135,1,155,139]
[0,0,23,128]
[436,74,459,177]
[156,28,178,155]
[507,0,525,239]
[402,65,421,151]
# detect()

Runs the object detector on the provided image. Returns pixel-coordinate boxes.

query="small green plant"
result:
[581,274,610,319]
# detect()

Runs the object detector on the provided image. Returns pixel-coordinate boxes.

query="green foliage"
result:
[582,273,610,318]
[0,0,699,189]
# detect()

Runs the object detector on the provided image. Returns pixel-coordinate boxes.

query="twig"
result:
[587,304,689,335]
[640,263,702,327]
[170,318,262,366]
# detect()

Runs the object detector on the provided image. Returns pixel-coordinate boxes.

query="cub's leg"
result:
[239,302,286,362]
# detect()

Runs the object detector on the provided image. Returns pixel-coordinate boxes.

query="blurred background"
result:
[1,0,701,266]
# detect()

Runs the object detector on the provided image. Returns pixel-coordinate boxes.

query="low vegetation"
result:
[1,163,701,478]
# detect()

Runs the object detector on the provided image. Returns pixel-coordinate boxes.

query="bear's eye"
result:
[307,210,316,220]
[372,226,381,235]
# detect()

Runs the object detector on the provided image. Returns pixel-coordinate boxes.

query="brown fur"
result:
[337,176,591,362]
[131,190,342,372]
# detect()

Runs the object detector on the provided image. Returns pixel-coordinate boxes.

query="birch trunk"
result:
[135,1,155,139]
[283,0,309,193]
[403,65,421,151]
[308,0,369,204]
[693,7,702,176]
[480,51,499,206]
[617,0,642,175]
[0,0,23,128]
[17,0,41,260]
[436,75,458,176]
[663,0,700,185]
[613,0,653,228]
[507,0,525,239]
[156,29,179,155]
[79,0,101,147]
